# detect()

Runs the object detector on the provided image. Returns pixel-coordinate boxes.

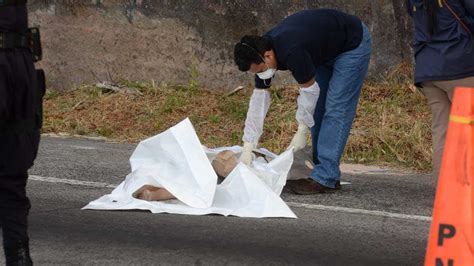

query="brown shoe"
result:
[287,178,341,195]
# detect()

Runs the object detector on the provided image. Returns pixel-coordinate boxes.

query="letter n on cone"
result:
[425,87,474,265]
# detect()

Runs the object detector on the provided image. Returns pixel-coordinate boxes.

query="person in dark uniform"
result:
[1,0,44,265]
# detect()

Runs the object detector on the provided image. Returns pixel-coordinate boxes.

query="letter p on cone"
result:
[425,87,474,265]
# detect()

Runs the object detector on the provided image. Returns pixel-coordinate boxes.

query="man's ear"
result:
[263,50,277,67]
[263,50,273,59]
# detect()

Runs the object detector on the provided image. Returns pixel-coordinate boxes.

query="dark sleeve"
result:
[460,0,474,33]
[406,0,413,17]
[254,75,272,89]
[286,49,316,85]
[461,0,474,17]
[0,65,9,120]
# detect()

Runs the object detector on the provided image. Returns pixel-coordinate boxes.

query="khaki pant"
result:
[421,77,474,177]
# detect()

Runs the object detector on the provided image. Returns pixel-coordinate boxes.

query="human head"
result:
[233,35,277,74]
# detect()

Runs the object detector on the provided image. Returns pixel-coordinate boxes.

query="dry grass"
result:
[43,63,432,171]
[346,63,432,170]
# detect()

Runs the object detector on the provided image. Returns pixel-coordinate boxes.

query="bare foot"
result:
[132,185,158,198]
[133,185,176,201]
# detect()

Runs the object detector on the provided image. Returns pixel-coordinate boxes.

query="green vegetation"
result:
[43,63,432,171]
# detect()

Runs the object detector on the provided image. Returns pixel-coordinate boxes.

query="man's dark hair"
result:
[234,35,273,72]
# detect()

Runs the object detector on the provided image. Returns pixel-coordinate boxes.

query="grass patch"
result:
[43,63,432,171]
[345,63,431,170]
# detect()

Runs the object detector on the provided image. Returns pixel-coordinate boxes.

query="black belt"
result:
[0,28,42,62]
[0,32,29,49]
[0,0,27,7]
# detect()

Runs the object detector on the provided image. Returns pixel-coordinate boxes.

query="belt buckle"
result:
[28,27,42,62]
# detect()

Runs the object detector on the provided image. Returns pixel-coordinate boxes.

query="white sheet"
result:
[83,118,296,218]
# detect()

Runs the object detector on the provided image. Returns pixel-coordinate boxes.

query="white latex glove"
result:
[240,142,256,166]
[242,89,271,144]
[296,82,320,128]
[287,124,310,152]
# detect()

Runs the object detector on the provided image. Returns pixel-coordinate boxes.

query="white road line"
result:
[29,175,432,222]
[286,202,432,222]
[29,175,117,189]
[70,145,98,150]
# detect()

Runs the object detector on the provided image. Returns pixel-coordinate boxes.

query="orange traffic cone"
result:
[425,87,474,265]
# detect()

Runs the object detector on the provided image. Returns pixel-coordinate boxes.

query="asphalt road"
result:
[1,136,436,265]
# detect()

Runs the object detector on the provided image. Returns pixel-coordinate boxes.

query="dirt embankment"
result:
[29,0,413,91]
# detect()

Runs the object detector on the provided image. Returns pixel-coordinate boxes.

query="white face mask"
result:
[256,65,277,80]
[240,42,277,80]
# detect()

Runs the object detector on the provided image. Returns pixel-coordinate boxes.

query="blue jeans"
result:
[309,24,372,188]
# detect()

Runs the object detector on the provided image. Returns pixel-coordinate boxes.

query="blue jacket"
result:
[407,0,474,85]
